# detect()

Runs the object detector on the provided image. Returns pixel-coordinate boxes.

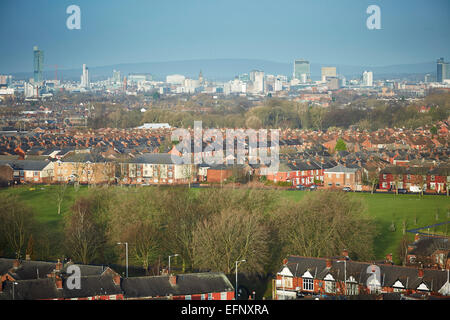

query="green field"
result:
[1,186,449,264]
[282,191,450,263]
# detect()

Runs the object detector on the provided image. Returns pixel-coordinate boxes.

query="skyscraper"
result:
[437,58,449,83]
[321,67,337,82]
[81,64,90,88]
[250,70,264,94]
[294,60,310,83]
[33,46,44,84]
[362,71,373,87]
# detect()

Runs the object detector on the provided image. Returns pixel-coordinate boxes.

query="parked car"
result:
[342,187,352,192]
[397,188,408,194]
[296,184,306,190]
[309,185,318,191]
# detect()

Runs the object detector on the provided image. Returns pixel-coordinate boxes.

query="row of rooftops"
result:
[279,255,450,295]
[0,258,234,300]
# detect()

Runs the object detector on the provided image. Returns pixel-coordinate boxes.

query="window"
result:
[431,175,435,181]
[303,278,314,291]
[383,174,387,179]
[325,281,336,294]
[281,277,293,288]
[346,173,350,179]
[346,283,358,295]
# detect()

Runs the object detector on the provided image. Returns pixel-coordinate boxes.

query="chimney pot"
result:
[25,254,31,261]
[13,259,20,269]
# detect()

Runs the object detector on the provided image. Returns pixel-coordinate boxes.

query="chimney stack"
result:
[326,259,332,269]
[113,274,121,286]
[418,268,424,278]
[342,249,349,259]
[386,253,393,264]
[13,259,20,269]
[55,276,63,289]
[169,275,177,286]
[55,259,63,271]
[414,234,420,242]
[25,254,31,261]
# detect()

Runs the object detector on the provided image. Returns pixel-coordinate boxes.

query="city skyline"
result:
[0,0,449,74]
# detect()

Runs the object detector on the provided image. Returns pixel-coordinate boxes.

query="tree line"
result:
[85,92,450,131]
[0,188,377,275]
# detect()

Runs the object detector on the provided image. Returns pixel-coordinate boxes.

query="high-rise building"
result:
[166,74,185,85]
[80,64,90,88]
[437,58,450,83]
[294,59,310,83]
[250,70,264,94]
[112,70,121,84]
[362,71,373,87]
[321,67,337,82]
[33,46,44,84]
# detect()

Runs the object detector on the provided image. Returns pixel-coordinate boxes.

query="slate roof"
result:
[121,272,234,299]
[409,237,450,256]
[0,160,52,171]
[281,256,449,293]
[324,164,359,173]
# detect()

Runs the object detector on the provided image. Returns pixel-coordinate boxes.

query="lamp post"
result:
[117,242,128,278]
[168,254,179,275]
[235,259,246,300]
[337,259,347,295]
[12,282,18,300]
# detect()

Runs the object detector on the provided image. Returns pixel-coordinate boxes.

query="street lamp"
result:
[168,254,179,275]
[12,282,18,300]
[336,259,347,295]
[117,242,128,278]
[235,259,246,300]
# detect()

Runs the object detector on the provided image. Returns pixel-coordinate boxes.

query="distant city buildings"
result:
[250,70,265,94]
[166,74,185,85]
[80,64,90,88]
[321,67,337,82]
[294,59,310,83]
[362,71,374,87]
[437,58,450,83]
[33,46,44,84]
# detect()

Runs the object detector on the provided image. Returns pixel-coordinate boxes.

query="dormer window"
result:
[301,270,314,291]
[324,274,336,294]
[393,280,405,292]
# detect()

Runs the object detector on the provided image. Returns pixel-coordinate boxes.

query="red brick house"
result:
[275,255,450,299]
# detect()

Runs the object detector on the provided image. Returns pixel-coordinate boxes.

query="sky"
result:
[0,0,449,73]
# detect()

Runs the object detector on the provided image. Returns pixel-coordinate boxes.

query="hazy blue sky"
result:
[0,0,449,73]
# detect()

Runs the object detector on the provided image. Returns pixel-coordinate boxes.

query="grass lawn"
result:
[280,190,450,264]
[1,186,449,265]
[0,185,90,229]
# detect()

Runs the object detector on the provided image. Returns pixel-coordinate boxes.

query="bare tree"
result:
[192,208,269,274]
[0,195,36,259]
[276,190,376,261]
[64,197,106,264]
[54,182,68,215]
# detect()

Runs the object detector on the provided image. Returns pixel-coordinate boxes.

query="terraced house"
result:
[118,153,197,185]
[275,255,450,300]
